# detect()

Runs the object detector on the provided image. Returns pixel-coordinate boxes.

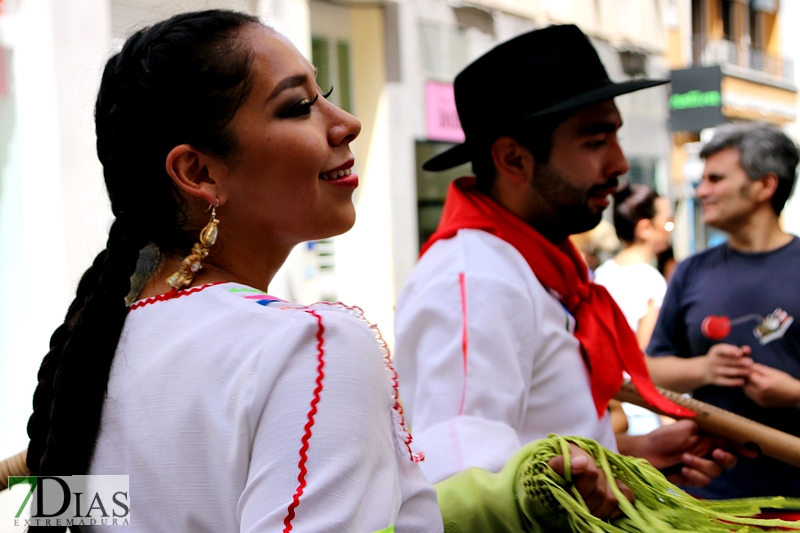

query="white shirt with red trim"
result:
[395,229,617,484]
[87,282,441,533]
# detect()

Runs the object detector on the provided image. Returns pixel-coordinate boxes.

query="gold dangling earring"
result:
[166,199,220,290]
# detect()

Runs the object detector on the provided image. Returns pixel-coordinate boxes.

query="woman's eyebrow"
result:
[266,73,309,102]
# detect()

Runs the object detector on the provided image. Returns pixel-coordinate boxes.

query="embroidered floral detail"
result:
[229,286,286,306]
[229,287,267,293]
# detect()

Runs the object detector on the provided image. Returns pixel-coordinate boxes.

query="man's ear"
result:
[165,144,228,206]
[491,137,534,183]
[753,172,779,204]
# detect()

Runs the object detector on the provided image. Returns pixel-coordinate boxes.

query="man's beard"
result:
[532,161,614,236]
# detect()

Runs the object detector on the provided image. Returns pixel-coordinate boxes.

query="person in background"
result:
[594,182,674,435]
[570,219,620,277]
[594,183,673,350]
[657,245,678,282]
[647,122,800,504]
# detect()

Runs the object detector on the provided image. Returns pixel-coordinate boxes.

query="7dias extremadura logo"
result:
[7,475,130,527]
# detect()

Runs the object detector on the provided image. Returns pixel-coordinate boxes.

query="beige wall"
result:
[765,9,780,56]
[720,88,795,124]
[334,6,399,343]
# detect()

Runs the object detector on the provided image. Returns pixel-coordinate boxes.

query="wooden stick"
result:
[5,384,798,489]
[615,381,800,468]
[0,450,28,491]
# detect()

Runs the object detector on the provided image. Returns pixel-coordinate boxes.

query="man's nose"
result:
[696,178,710,198]
[607,140,629,177]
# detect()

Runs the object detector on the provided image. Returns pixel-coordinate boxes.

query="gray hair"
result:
[700,122,799,214]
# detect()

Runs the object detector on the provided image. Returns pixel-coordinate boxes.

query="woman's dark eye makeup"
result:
[280,86,334,118]
[281,94,319,117]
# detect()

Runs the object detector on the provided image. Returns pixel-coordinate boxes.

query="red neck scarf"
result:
[421,177,694,419]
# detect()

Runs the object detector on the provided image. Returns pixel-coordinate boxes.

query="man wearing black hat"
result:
[395,24,735,491]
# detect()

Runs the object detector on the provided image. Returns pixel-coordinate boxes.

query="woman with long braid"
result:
[24,10,445,532]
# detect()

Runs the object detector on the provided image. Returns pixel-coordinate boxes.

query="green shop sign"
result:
[669,66,724,131]
[669,90,721,110]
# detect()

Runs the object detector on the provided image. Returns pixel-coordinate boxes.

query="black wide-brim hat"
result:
[423,24,668,171]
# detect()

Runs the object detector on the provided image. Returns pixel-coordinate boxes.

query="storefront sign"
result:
[670,90,721,110]
[669,66,724,132]
[425,81,465,143]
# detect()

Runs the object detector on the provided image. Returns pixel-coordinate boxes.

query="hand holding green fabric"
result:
[435,434,800,533]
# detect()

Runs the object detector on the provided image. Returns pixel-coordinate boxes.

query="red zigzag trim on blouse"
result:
[282,309,326,533]
[309,301,424,464]
[127,282,227,312]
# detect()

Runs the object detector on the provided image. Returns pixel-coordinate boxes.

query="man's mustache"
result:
[588,178,619,195]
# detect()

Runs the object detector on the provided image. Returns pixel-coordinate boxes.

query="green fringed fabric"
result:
[520,434,800,532]
[436,434,800,533]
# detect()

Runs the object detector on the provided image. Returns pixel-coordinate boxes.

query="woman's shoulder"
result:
[221,286,381,337]
[593,258,619,278]
[597,260,662,277]
[126,282,380,353]
[593,259,628,285]
[130,282,354,317]
[121,283,390,406]
[595,260,665,290]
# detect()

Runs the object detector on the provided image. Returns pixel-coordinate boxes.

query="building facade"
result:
[666,0,796,255]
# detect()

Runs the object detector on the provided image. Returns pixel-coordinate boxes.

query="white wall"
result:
[0,0,73,460]
[779,0,800,236]
[335,6,397,342]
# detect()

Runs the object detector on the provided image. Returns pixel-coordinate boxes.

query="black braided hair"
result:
[26,10,259,530]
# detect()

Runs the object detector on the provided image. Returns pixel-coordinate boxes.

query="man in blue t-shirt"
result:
[647,122,800,499]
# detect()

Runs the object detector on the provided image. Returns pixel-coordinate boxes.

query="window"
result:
[691,0,704,64]
[622,157,658,190]
[415,141,471,249]
[749,3,762,49]
[305,239,337,302]
[722,0,733,41]
[418,20,468,81]
[311,36,353,113]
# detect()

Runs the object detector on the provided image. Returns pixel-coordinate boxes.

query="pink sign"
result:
[425,81,465,143]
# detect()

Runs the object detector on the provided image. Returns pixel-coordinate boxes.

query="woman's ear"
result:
[165,145,228,206]
[634,217,654,242]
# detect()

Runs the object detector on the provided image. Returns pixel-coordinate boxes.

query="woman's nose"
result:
[327,101,361,146]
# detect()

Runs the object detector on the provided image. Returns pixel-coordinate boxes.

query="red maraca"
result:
[701,315,732,340]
